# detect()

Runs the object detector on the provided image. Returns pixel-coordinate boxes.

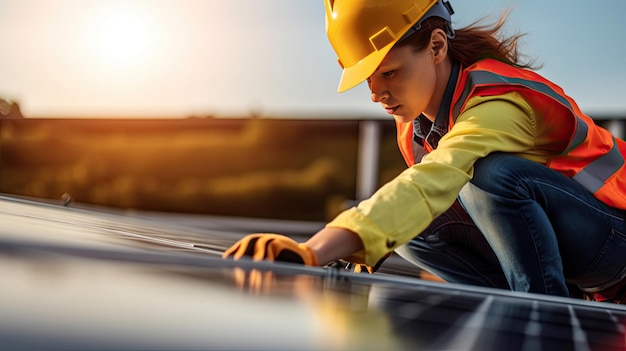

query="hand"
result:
[348,252,391,274]
[352,263,375,274]
[222,233,319,266]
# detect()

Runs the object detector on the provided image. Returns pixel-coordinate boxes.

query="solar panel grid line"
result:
[369,281,626,350]
[449,296,528,349]
[575,308,626,350]
[380,288,521,350]
[429,295,495,350]
[346,267,626,313]
[372,288,499,350]
[530,303,587,349]
[476,299,533,349]
[568,305,593,351]
[378,293,460,348]
[609,311,626,333]
[504,301,624,350]
[521,301,542,351]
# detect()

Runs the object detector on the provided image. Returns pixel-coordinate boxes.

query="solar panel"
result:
[1,195,625,351]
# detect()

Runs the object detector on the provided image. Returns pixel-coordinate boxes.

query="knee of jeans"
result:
[458,182,483,211]
[466,154,535,197]
[395,237,443,264]
[469,153,512,189]
[405,231,449,251]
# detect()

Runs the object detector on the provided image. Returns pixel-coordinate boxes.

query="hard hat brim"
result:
[337,44,393,93]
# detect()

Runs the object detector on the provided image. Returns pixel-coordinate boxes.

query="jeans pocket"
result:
[569,228,626,289]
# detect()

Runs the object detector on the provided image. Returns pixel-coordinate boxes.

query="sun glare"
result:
[86,4,160,71]
[96,14,148,63]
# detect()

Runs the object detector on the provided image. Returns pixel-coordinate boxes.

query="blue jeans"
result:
[395,153,626,297]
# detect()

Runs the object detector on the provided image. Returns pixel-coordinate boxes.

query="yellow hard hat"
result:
[325,0,454,92]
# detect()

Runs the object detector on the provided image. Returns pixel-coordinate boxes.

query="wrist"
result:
[306,227,364,265]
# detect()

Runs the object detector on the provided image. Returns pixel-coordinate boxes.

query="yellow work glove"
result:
[222,233,319,266]
[349,252,391,274]
[352,263,375,274]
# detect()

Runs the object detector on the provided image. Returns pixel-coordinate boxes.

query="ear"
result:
[429,28,448,64]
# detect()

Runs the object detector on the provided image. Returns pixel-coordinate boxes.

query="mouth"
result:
[383,105,399,115]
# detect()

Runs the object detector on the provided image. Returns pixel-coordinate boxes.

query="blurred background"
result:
[1,0,625,221]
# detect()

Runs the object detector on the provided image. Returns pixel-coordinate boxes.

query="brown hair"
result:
[397,10,539,70]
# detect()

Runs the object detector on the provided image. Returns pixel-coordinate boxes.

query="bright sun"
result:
[86,5,159,71]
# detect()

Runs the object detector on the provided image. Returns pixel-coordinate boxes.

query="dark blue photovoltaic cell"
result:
[1,195,625,351]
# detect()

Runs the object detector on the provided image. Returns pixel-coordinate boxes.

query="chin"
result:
[392,114,417,124]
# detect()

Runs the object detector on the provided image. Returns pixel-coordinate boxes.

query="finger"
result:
[251,234,293,262]
[252,235,274,261]
[262,237,286,261]
[222,234,263,260]
[222,241,241,259]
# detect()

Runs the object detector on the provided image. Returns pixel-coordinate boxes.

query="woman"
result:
[224,0,626,302]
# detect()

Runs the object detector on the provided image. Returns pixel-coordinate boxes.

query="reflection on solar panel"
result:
[1,195,625,351]
[370,282,626,350]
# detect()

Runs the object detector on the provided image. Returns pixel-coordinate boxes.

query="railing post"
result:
[356,120,381,200]
[605,119,625,139]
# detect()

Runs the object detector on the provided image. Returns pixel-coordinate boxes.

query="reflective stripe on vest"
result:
[453,70,588,153]
[452,67,625,200]
[572,139,624,193]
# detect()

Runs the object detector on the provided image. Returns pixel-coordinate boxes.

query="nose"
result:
[368,78,388,103]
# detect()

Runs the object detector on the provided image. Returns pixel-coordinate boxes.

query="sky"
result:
[1,0,625,118]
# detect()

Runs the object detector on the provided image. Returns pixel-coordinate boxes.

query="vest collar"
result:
[413,60,461,150]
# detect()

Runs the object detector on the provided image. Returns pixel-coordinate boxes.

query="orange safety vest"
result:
[396,58,626,209]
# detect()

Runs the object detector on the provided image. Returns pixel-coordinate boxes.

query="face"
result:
[367,44,439,124]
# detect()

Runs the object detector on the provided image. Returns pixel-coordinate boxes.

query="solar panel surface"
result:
[1,195,625,351]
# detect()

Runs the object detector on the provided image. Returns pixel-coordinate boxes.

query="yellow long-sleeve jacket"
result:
[326,59,626,266]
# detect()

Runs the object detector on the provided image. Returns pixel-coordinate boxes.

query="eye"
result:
[382,70,395,78]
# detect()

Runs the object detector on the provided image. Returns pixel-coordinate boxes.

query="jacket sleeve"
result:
[325,92,540,266]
